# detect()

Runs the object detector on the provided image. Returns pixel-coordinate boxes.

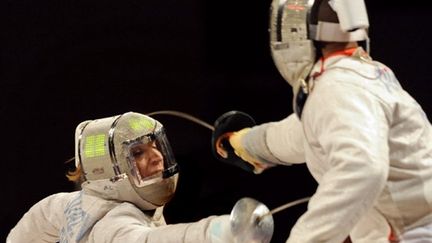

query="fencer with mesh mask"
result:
[269,0,369,116]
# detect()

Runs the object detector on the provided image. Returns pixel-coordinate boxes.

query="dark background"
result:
[2,0,431,242]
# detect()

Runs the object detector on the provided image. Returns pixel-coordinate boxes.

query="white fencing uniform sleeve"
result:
[242,113,306,165]
[287,81,390,242]
[349,207,392,243]
[7,192,75,243]
[265,113,306,164]
[88,202,235,243]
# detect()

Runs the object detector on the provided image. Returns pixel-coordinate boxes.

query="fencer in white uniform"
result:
[215,0,432,242]
[7,112,274,243]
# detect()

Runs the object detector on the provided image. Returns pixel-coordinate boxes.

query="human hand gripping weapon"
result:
[208,196,310,243]
[210,110,257,173]
[208,197,274,243]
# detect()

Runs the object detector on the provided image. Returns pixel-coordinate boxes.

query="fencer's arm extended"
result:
[88,202,235,243]
[7,192,76,243]
[232,113,306,171]
[287,82,390,242]
[7,193,234,243]
[91,198,273,243]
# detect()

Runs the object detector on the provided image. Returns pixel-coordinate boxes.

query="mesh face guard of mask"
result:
[269,0,369,118]
[269,0,316,89]
[269,0,369,89]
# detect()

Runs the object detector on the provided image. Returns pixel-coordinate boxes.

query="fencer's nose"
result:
[148,151,164,170]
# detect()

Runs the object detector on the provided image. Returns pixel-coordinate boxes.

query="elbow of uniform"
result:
[366,162,388,191]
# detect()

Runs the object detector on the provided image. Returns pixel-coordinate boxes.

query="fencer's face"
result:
[130,141,164,178]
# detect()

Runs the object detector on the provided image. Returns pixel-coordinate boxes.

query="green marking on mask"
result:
[84,134,106,158]
[129,117,154,132]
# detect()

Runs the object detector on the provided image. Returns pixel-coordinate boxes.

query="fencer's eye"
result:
[131,149,144,158]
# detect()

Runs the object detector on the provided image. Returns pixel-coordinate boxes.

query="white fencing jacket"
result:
[243,48,432,242]
[7,182,232,243]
